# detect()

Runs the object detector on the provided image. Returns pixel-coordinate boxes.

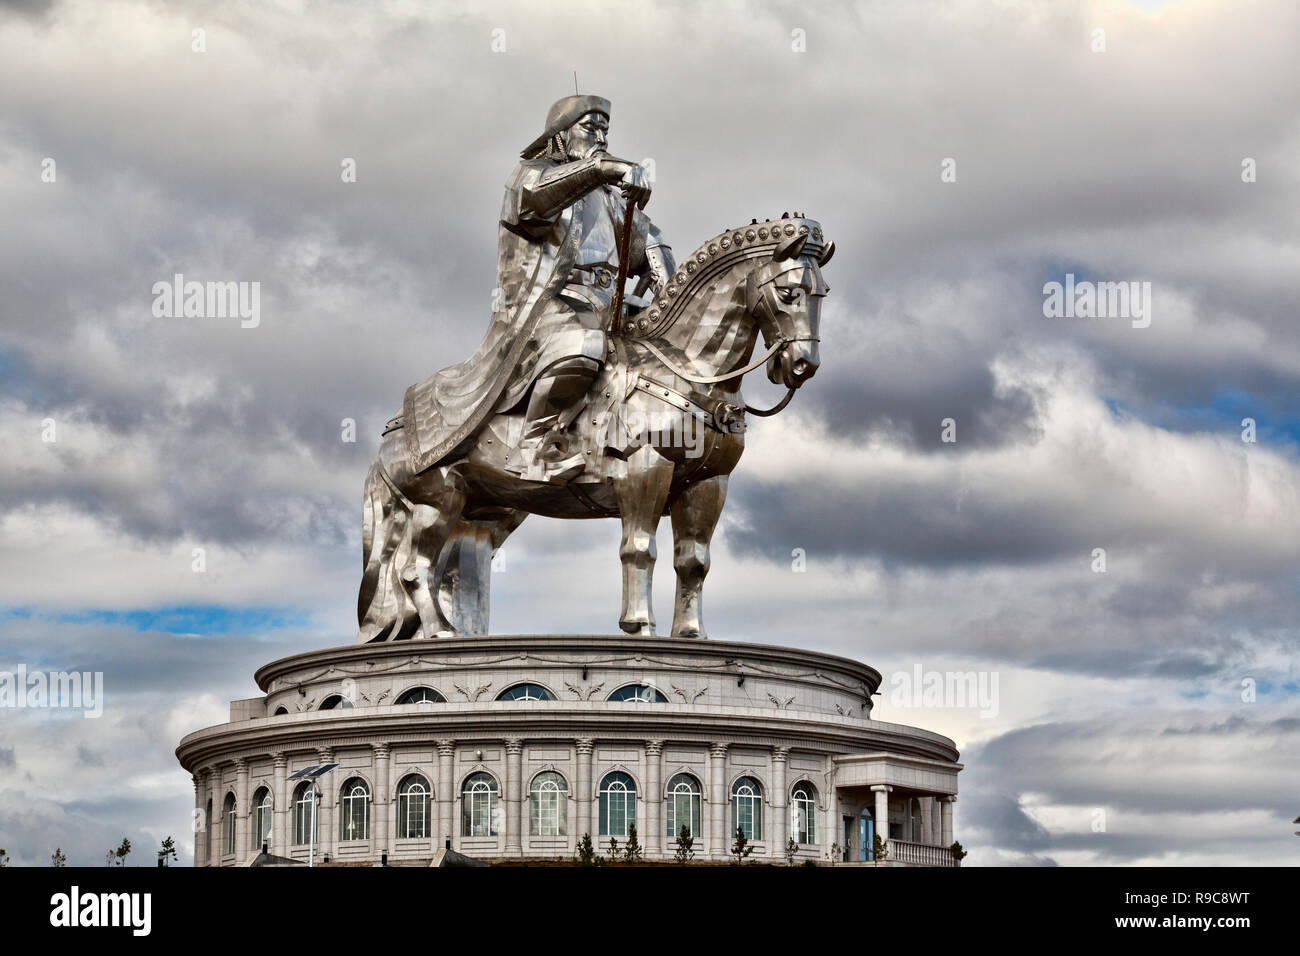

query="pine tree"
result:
[730,826,755,864]
[158,836,177,867]
[673,824,694,864]
[623,824,643,863]
[50,847,67,867]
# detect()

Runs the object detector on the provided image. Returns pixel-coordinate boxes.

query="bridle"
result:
[636,335,818,416]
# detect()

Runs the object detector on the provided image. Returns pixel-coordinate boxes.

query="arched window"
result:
[251,787,272,851]
[665,773,702,840]
[272,706,288,716]
[397,774,431,839]
[731,776,763,842]
[292,782,316,845]
[496,683,555,701]
[529,771,569,836]
[339,778,370,842]
[599,771,637,837]
[222,793,237,855]
[607,684,667,703]
[319,695,353,710]
[461,772,499,836]
[791,782,816,845]
[396,686,445,705]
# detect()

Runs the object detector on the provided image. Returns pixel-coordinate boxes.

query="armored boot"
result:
[505,356,601,482]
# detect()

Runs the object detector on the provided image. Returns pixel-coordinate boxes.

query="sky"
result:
[0,0,1297,866]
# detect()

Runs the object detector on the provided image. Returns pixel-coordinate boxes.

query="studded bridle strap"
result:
[637,336,788,385]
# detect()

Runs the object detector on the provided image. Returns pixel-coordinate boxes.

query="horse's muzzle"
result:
[769,344,820,389]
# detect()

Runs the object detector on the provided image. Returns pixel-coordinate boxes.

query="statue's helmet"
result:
[521,94,611,159]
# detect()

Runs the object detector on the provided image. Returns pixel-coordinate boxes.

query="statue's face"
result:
[563,111,609,160]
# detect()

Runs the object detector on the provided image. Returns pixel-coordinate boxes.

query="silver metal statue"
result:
[357,94,833,642]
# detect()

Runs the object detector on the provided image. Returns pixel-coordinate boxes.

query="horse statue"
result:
[357,216,832,641]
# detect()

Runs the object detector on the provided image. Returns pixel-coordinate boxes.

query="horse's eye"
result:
[777,288,800,303]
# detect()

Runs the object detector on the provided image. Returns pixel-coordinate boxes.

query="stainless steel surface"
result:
[357,98,832,643]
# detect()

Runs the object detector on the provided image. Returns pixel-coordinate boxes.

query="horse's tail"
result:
[357,460,427,642]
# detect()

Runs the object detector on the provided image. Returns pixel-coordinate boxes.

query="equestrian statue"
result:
[357,94,833,642]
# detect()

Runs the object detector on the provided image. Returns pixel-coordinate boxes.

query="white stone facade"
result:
[176,635,961,865]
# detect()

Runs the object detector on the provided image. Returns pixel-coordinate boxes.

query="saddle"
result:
[384,336,746,486]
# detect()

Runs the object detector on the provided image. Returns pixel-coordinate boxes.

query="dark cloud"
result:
[959,792,1053,853]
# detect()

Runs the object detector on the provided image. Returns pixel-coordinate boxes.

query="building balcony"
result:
[886,838,959,867]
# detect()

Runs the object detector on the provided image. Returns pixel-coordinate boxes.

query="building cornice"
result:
[176,702,957,771]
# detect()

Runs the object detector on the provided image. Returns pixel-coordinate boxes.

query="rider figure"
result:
[499,95,676,479]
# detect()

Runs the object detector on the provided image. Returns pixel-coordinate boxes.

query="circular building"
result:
[176,634,962,866]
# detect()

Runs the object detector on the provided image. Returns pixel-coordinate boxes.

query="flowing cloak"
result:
[402,157,657,475]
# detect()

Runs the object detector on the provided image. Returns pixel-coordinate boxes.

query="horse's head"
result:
[745,229,833,389]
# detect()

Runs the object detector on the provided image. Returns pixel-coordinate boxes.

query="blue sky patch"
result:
[0,604,311,636]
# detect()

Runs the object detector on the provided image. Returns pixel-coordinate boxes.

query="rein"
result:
[635,335,817,417]
[637,336,785,385]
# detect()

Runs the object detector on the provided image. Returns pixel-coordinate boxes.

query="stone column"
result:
[644,740,663,857]
[504,737,523,855]
[193,773,207,868]
[940,795,955,847]
[708,742,727,858]
[575,738,594,846]
[931,798,942,846]
[871,785,891,858]
[823,758,835,860]
[920,795,935,844]
[234,758,249,859]
[437,739,455,851]
[316,748,335,861]
[271,753,287,854]
[373,743,391,856]
[771,747,789,856]
[207,768,220,865]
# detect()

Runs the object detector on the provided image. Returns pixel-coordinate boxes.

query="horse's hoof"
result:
[672,626,707,640]
[620,620,655,636]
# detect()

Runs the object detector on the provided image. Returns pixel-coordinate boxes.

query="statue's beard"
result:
[565,139,605,161]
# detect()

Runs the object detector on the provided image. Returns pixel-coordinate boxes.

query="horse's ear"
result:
[818,240,835,266]
[774,233,807,261]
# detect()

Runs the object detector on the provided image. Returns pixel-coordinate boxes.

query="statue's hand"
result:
[600,157,652,209]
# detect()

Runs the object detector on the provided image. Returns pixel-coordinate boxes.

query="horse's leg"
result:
[402,470,467,639]
[358,458,420,642]
[358,420,469,640]
[436,508,528,635]
[669,475,729,639]
[612,445,675,634]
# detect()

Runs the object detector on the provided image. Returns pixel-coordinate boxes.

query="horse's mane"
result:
[626,215,827,340]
